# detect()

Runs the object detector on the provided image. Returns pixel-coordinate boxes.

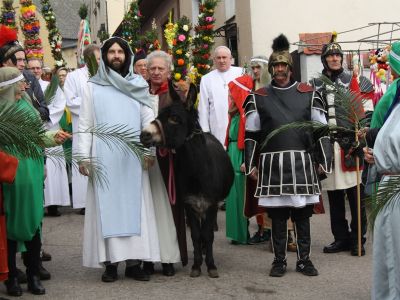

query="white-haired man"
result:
[198,46,242,146]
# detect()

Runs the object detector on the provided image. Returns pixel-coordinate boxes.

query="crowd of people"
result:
[0,21,400,298]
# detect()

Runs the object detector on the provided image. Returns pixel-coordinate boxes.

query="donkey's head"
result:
[140,81,199,149]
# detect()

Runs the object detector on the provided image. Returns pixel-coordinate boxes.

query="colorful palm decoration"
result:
[0,0,17,30]
[19,0,43,60]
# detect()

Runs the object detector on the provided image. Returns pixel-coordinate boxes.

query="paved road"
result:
[0,198,372,300]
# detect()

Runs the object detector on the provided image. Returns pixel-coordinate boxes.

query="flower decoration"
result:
[19,0,43,60]
[121,0,141,51]
[164,17,177,51]
[191,0,219,85]
[40,0,65,67]
[170,16,192,83]
[138,19,160,53]
[0,0,17,30]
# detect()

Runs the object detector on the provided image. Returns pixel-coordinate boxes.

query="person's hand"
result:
[240,163,246,173]
[54,130,72,145]
[363,146,375,165]
[358,127,369,140]
[143,156,155,170]
[317,165,325,175]
[78,161,90,176]
[249,167,258,181]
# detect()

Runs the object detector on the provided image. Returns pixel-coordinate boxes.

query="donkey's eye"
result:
[168,115,180,125]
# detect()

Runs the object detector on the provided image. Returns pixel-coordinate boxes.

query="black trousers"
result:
[266,204,314,222]
[7,229,41,278]
[327,186,367,244]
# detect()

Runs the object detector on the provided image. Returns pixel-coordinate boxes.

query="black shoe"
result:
[16,268,27,284]
[41,250,52,262]
[27,275,45,295]
[101,265,118,283]
[39,264,51,281]
[350,244,366,256]
[269,259,287,277]
[142,262,155,275]
[296,259,319,276]
[78,208,85,215]
[162,263,175,276]
[5,277,22,297]
[125,265,150,281]
[323,240,350,253]
[46,206,61,217]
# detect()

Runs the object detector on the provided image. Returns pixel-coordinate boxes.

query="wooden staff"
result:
[355,125,362,257]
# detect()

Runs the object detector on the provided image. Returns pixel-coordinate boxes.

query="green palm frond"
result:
[87,54,99,78]
[367,176,400,230]
[76,123,151,163]
[45,147,109,189]
[319,75,369,127]
[261,121,353,149]
[44,75,60,105]
[0,103,46,159]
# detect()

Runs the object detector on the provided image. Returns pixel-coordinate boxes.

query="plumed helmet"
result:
[0,25,24,65]
[321,32,343,69]
[268,34,293,74]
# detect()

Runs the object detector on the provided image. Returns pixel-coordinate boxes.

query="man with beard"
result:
[312,36,374,256]
[77,37,160,282]
[244,34,332,277]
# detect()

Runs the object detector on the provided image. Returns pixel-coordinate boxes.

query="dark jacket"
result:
[22,70,49,121]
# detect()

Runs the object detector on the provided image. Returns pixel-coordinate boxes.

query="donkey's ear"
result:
[185,83,198,111]
[168,80,182,103]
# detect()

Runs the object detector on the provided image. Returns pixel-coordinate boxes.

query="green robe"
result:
[225,115,248,244]
[370,78,400,129]
[2,99,44,244]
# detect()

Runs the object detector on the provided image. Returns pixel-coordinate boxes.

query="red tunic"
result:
[0,152,18,281]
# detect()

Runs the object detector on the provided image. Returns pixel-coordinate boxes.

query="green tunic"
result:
[370,78,400,129]
[225,115,248,244]
[2,99,44,244]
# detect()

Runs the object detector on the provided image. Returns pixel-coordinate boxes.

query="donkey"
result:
[140,82,234,278]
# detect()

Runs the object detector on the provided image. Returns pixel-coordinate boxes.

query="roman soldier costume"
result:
[244,34,332,277]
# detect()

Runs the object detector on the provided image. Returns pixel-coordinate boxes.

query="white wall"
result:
[300,54,322,82]
[250,0,400,57]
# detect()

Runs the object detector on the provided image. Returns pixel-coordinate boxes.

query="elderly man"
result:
[133,49,148,80]
[198,46,242,146]
[144,50,187,276]
[64,44,100,213]
[313,37,374,256]
[78,37,160,283]
[27,59,48,91]
[0,25,49,121]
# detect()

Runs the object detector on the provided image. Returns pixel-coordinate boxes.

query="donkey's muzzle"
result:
[140,131,154,148]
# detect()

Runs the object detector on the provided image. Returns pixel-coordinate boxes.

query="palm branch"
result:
[87,53,99,78]
[45,147,109,189]
[367,175,400,230]
[44,75,60,105]
[0,103,46,159]
[318,74,370,129]
[261,121,353,149]
[261,75,370,149]
[75,123,151,164]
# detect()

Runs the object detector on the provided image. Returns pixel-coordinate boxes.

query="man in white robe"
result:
[28,60,70,216]
[77,37,160,283]
[198,46,242,146]
[64,44,100,212]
